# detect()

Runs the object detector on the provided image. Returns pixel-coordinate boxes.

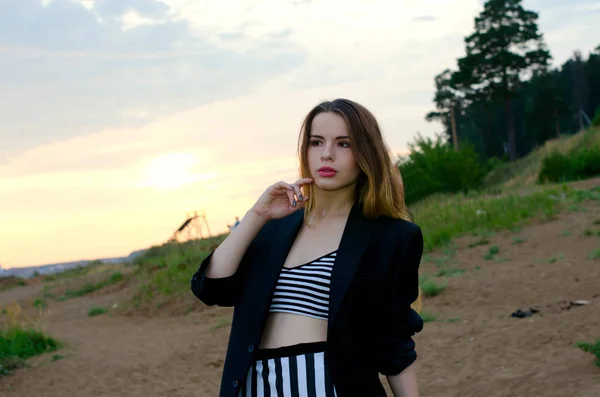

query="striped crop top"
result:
[268,250,337,321]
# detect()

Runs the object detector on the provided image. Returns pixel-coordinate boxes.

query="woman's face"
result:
[307,112,362,191]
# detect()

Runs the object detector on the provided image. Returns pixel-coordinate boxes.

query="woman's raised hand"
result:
[250,178,313,221]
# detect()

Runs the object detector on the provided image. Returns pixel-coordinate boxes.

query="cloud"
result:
[412,15,437,22]
[0,0,305,157]
[3,0,599,267]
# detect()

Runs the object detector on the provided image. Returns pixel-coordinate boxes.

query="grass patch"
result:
[419,276,447,298]
[209,315,233,332]
[512,236,526,244]
[424,244,457,266]
[0,277,27,292]
[420,311,437,323]
[548,254,564,263]
[43,265,93,282]
[484,245,500,260]
[1,304,61,376]
[32,299,47,309]
[589,249,600,260]
[583,229,600,237]
[436,268,465,277]
[562,230,573,237]
[548,253,564,263]
[412,185,590,253]
[132,236,228,304]
[0,328,61,376]
[57,272,124,301]
[87,307,108,317]
[484,126,600,188]
[569,204,587,212]
[576,339,600,367]
[468,238,490,248]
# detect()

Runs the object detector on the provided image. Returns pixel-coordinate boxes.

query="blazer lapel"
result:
[327,201,375,336]
[243,204,375,338]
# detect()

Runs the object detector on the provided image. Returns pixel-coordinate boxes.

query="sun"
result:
[137,152,213,190]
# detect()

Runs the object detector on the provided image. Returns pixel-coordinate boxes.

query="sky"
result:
[1,0,598,268]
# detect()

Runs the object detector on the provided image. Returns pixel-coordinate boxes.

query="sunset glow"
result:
[1,0,596,268]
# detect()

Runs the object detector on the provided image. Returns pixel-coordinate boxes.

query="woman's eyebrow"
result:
[309,134,349,139]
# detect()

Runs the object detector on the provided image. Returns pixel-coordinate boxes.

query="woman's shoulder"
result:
[376,215,422,239]
[252,210,303,241]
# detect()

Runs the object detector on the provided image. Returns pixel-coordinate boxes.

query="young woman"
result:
[191,98,424,397]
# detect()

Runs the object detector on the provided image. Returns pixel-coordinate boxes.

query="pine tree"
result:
[455,0,551,160]
[426,69,461,150]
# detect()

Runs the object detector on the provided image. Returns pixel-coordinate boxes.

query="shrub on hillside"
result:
[538,151,572,183]
[539,147,600,183]
[399,134,489,205]
[1,303,62,377]
[592,107,600,127]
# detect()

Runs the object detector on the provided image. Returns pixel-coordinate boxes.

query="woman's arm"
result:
[387,362,419,397]
[203,179,309,279]
[190,209,267,307]
[205,210,267,279]
[191,178,312,307]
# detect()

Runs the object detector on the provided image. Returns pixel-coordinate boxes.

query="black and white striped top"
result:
[268,251,337,321]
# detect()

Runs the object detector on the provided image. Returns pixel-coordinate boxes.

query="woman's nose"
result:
[321,145,333,160]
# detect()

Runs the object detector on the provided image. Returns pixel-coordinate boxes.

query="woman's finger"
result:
[294,178,313,202]
[290,183,303,203]
[285,187,296,206]
[274,181,294,191]
[295,178,314,187]
[269,181,292,197]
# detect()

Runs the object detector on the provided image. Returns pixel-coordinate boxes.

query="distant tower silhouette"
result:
[170,211,211,243]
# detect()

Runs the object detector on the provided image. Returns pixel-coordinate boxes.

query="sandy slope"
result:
[1,191,599,397]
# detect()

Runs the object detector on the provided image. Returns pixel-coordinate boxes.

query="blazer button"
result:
[248,344,255,352]
[233,380,239,388]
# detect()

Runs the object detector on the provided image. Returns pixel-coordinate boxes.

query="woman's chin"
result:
[313,178,343,192]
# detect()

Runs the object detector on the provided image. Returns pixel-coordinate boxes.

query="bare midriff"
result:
[259,312,328,349]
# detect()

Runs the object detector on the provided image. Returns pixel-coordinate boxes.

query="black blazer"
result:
[190,202,424,397]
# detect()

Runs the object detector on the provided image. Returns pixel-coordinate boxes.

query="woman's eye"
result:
[339,141,350,148]
[309,140,321,146]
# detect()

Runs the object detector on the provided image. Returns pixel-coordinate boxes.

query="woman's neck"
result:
[310,184,356,222]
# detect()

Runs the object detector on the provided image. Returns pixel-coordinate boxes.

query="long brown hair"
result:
[297,98,412,222]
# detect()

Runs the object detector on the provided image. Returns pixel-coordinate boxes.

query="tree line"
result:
[425,0,600,162]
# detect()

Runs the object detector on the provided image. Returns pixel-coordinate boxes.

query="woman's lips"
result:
[317,167,337,177]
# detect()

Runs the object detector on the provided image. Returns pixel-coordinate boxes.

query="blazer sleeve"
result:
[189,234,261,307]
[376,223,425,376]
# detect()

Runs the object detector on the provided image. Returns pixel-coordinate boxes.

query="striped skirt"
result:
[238,341,338,397]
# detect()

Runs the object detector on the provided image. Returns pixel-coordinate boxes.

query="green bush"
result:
[538,151,572,183]
[399,134,490,205]
[573,148,600,177]
[592,107,600,127]
[0,327,61,376]
[539,147,600,183]
[576,339,600,367]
